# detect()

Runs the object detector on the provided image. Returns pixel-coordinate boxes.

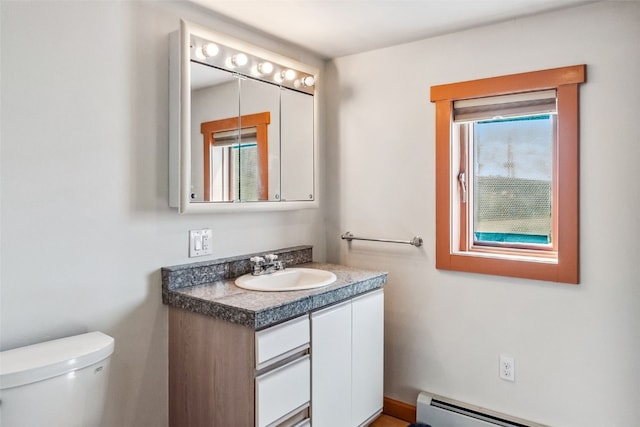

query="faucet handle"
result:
[264,254,278,262]
[250,256,265,264]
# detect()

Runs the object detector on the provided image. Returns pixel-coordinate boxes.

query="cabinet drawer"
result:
[256,315,309,368]
[256,355,310,427]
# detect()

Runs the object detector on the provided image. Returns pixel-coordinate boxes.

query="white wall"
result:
[325,2,640,426]
[0,2,325,426]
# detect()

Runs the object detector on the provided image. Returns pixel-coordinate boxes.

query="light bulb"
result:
[257,62,273,75]
[283,69,296,81]
[202,43,219,58]
[274,72,284,84]
[301,76,315,87]
[194,46,206,60]
[231,53,248,67]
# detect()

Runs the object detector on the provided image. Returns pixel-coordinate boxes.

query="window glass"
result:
[230,141,259,201]
[471,115,554,246]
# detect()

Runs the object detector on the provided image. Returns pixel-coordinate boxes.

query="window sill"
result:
[452,249,558,264]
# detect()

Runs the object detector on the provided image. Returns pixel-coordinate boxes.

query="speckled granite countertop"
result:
[162,246,387,330]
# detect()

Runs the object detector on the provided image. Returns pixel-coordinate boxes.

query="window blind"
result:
[453,90,556,122]
[213,126,258,144]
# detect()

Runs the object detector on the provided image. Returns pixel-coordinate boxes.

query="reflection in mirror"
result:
[202,111,272,201]
[239,77,280,201]
[169,20,319,212]
[190,62,238,201]
[191,61,280,202]
[281,88,314,201]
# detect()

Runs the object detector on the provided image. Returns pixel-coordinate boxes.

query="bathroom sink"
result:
[234,268,337,292]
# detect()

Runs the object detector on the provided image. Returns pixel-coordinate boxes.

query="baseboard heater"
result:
[417,392,548,427]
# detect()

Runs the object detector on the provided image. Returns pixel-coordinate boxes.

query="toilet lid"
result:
[0,331,114,389]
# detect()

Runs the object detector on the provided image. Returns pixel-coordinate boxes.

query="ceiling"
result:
[190,0,597,59]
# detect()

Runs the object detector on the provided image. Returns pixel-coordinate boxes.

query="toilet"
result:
[0,331,114,427]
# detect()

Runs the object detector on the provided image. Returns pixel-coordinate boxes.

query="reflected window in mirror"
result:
[202,112,270,202]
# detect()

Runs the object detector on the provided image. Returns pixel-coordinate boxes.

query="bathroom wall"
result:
[325,2,640,426]
[0,2,325,426]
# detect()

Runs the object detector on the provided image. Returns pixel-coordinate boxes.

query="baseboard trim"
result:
[383,397,417,423]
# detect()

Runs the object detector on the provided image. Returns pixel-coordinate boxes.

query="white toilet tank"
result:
[0,331,114,427]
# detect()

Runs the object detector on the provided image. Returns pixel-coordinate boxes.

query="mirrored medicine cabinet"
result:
[169,20,319,213]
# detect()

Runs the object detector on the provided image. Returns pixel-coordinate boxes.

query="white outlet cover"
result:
[499,355,515,382]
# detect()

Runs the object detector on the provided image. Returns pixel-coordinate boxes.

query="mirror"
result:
[169,20,318,213]
[191,64,281,202]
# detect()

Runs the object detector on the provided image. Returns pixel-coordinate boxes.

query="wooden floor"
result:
[370,414,409,427]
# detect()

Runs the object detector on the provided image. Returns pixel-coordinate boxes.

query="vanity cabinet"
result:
[163,249,388,426]
[311,289,384,427]
[168,288,383,427]
[168,309,311,427]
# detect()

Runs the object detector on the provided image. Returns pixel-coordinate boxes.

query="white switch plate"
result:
[189,229,213,257]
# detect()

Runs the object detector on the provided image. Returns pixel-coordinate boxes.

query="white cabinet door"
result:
[351,289,384,426]
[311,300,352,427]
[311,290,384,427]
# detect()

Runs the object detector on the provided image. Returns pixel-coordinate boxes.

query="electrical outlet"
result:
[189,229,213,257]
[499,355,515,382]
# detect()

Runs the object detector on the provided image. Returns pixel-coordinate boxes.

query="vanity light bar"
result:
[190,34,315,94]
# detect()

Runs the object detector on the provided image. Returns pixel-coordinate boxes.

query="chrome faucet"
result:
[250,254,285,276]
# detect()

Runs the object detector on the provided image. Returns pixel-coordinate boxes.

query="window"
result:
[210,135,259,201]
[430,65,586,283]
[201,112,270,202]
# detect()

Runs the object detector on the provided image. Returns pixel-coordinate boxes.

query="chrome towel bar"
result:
[341,231,423,248]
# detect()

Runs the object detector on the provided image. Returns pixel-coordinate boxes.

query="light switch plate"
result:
[189,229,213,257]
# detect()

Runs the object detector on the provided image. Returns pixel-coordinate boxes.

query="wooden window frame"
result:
[430,65,585,284]
[201,112,270,201]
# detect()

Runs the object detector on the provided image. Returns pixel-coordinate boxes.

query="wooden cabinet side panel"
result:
[169,307,255,427]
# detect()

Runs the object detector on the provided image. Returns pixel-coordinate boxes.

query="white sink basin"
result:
[234,268,337,292]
